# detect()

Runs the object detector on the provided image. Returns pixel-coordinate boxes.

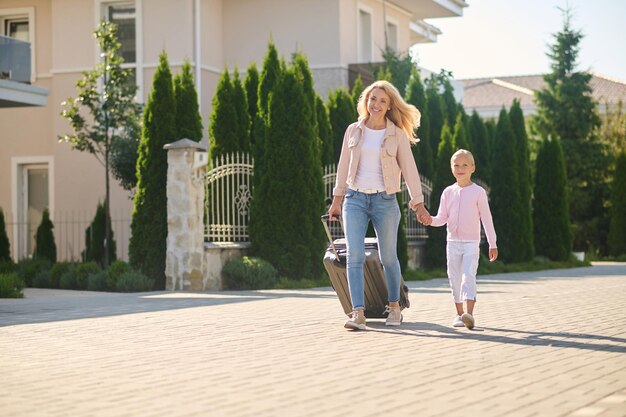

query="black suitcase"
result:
[321,215,410,318]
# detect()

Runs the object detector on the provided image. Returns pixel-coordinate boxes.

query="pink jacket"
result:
[332,118,425,209]
[431,183,497,248]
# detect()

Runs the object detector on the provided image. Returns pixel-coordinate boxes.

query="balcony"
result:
[0,35,48,108]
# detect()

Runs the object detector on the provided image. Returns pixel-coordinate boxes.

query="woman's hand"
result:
[415,204,432,225]
[328,196,343,221]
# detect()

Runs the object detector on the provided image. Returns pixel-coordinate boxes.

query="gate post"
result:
[163,139,208,290]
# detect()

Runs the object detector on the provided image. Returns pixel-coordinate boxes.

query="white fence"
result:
[205,152,432,243]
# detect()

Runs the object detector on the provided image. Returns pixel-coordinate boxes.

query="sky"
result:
[412,0,626,81]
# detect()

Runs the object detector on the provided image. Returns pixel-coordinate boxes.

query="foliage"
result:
[379,47,415,96]
[440,72,458,129]
[75,261,101,290]
[174,59,203,142]
[316,95,334,166]
[351,74,364,106]
[509,100,535,261]
[129,51,175,290]
[0,273,24,298]
[232,69,251,152]
[50,262,73,289]
[327,88,356,162]
[608,152,626,256]
[533,138,572,261]
[0,260,14,274]
[425,75,446,163]
[0,208,10,262]
[209,69,239,158]
[115,271,154,292]
[249,56,326,279]
[33,269,51,288]
[244,63,259,147]
[16,258,51,287]
[490,108,523,263]
[468,111,491,183]
[452,113,470,150]
[33,209,57,264]
[222,256,278,290]
[59,267,77,289]
[83,202,117,267]
[59,21,140,265]
[107,260,131,290]
[405,67,433,178]
[425,124,455,268]
[87,271,108,291]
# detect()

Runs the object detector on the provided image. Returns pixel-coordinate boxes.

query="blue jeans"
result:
[342,189,402,310]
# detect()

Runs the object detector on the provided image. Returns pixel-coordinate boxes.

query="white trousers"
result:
[446,240,480,303]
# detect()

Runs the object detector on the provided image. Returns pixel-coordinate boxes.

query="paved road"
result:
[1,263,625,417]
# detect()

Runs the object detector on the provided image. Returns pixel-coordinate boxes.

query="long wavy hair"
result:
[356,80,421,144]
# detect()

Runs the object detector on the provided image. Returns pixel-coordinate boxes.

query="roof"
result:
[459,72,626,118]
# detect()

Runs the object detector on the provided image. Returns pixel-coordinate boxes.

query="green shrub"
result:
[0,273,24,298]
[50,262,73,289]
[59,268,77,289]
[115,271,154,292]
[0,208,11,262]
[222,256,278,290]
[16,258,51,287]
[33,269,51,288]
[33,208,57,263]
[0,260,15,274]
[83,202,117,268]
[107,260,131,290]
[75,262,101,290]
[87,271,108,291]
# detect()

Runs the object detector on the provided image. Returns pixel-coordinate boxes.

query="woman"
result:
[328,80,431,330]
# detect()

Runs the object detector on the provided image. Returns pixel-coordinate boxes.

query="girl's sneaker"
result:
[384,305,402,326]
[461,313,475,329]
[452,315,464,327]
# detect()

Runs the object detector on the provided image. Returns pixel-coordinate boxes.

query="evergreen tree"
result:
[209,69,239,159]
[84,202,117,267]
[59,21,140,266]
[608,152,626,256]
[327,88,356,162]
[173,59,203,142]
[452,113,470,150]
[33,208,56,264]
[425,124,455,268]
[0,208,11,262]
[509,100,535,261]
[250,64,325,278]
[468,111,491,183]
[425,75,446,164]
[533,138,572,261]
[232,69,251,152]
[440,72,458,128]
[316,95,334,166]
[351,74,364,106]
[405,67,433,178]
[380,47,414,96]
[244,63,259,147]
[129,51,175,289]
[532,8,609,253]
[490,108,523,263]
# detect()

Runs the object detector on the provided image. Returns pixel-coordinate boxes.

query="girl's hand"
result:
[489,248,498,262]
[415,204,432,225]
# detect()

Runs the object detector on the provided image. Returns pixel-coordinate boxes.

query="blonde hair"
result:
[451,149,475,165]
[356,80,421,144]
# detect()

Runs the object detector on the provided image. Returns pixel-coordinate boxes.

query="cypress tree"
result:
[232,68,250,152]
[405,67,433,178]
[0,208,11,262]
[84,202,117,267]
[316,95,334,166]
[244,63,259,147]
[490,108,522,263]
[327,88,357,162]
[250,65,325,278]
[509,100,535,261]
[452,113,470,151]
[441,75,458,129]
[534,138,572,261]
[351,75,364,106]
[173,59,203,142]
[209,69,239,159]
[425,75,445,164]
[129,51,175,289]
[468,111,491,183]
[425,124,455,269]
[608,152,626,256]
[34,208,56,264]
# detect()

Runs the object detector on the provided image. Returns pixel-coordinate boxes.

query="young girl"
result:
[429,149,498,329]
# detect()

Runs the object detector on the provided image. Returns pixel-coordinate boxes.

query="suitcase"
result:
[321,214,410,318]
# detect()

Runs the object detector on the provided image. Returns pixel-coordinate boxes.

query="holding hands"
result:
[415,204,432,226]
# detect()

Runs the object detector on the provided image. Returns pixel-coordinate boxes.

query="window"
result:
[386,21,398,52]
[101,2,138,91]
[358,9,372,62]
[5,18,29,41]
[0,8,36,81]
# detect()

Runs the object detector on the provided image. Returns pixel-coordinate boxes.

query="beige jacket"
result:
[332,118,425,209]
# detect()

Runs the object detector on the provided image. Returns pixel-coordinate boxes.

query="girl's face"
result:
[367,88,391,118]
[451,154,476,182]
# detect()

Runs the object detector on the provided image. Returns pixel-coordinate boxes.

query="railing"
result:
[205,152,432,243]
[0,35,31,83]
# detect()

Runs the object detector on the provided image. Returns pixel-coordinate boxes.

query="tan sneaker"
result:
[344,309,366,330]
[384,305,402,326]
[461,312,475,329]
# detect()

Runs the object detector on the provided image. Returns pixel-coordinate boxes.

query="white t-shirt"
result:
[353,126,386,190]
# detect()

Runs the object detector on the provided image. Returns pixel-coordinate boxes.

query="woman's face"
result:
[367,87,391,118]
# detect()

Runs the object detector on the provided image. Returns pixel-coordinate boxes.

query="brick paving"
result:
[1,262,625,417]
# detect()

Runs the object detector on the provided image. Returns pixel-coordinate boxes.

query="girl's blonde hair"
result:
[451,149,475,165]
[356,80,421,144]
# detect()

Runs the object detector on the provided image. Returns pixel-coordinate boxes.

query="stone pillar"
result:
[163,139,208,290]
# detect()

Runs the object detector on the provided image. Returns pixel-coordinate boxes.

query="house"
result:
[459,72,626,119]
[0,0,467,262]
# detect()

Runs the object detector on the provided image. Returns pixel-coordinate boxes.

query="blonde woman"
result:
[328,80,431,330]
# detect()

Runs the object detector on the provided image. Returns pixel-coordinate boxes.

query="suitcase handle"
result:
[321,214,344,259]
